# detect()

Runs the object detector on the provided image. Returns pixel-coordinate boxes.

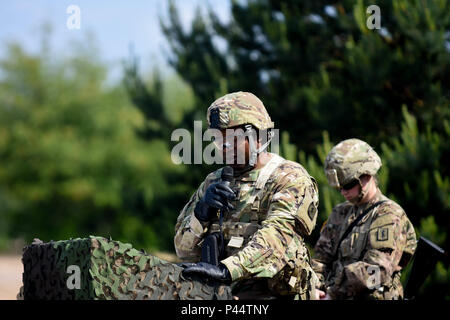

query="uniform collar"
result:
[234,167,260,182]
[231,152,275,182]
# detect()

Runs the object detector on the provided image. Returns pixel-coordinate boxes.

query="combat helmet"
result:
[207,92,275,166]
[207,91,274,130]
[325,138,381,189]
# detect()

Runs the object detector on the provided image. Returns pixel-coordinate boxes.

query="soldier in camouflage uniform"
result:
[312,139,417,300]
[175,91,320,299]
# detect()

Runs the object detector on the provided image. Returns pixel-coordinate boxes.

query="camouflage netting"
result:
[21,236,232,300]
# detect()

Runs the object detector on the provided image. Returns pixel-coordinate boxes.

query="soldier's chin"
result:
[345,195,359,204]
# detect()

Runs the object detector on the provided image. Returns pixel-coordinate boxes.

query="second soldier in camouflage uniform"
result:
[175,91,320,299]
[312,139,417,300]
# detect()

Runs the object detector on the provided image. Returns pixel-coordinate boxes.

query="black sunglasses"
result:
[341,179,359,191]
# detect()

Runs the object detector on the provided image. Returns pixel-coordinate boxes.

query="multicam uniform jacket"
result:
[174,153,320,299]
[312,189,417,299]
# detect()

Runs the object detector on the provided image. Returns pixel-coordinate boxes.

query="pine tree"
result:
[159,0,449,153]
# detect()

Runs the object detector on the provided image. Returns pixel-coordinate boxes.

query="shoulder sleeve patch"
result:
[377,227,389,241]
[292,178,319,236]
[369,224,395,250]
[369,209,399,250]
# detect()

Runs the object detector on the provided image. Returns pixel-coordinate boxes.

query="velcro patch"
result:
[377,227,389,241]
[369,224,395,250]
[294,182,319,236]
[308,202,317,221]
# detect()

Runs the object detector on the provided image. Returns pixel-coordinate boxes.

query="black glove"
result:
[181,262,231,283]
[194,181,236,222]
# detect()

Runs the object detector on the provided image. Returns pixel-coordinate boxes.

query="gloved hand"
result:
[181,262,232,283]
[194,181,236,222]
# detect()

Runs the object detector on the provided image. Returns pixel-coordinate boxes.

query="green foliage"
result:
[380,106,449,298]
[161,0,450,154]
[381,106,449,245]
[0,41,185,251]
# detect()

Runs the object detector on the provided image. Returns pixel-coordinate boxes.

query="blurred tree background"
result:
[0,0,448,298]
[0,34,192,253]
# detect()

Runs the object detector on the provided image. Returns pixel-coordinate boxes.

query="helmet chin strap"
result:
[356,179,369,204]
[233,125,274,175]
[245,125,274,166]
